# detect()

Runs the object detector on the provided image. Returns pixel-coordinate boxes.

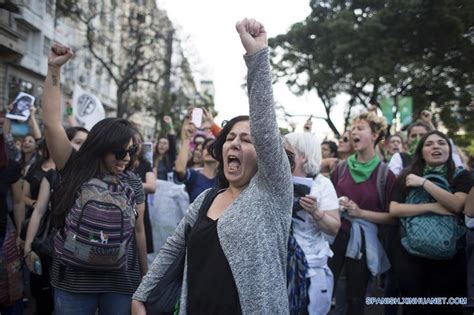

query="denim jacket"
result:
[343,213,391,276]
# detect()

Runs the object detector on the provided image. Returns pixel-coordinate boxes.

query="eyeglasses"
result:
[112,145,137,160]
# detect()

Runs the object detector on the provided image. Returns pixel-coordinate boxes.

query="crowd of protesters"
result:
[0,17,473,315]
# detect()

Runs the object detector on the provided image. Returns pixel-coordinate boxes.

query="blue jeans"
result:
[54,288,131,315]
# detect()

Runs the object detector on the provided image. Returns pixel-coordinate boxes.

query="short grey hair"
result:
[284,132,321,175]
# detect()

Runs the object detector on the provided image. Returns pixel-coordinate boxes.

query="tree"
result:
[57,0,172,118]
[269,0,474,138]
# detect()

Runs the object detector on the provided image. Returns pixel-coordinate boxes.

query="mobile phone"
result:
[191,108,203,128]
[33,259,42,275]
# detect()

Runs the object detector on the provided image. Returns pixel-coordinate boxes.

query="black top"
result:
[0,161,21,238]
[391,169,473,203]
[187,213,242,314]
[135,158,152,182]
[133,158,154,253]
[24,163,48,202]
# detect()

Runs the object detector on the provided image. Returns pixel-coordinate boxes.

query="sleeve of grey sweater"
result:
[245,48,292,196]
[132,189,209,302]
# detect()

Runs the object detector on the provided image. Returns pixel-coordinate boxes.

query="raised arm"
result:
[174,119,194,181]
[236,18,291,193]
[28,106,42,140]
[2,114,21,162]
[42,43,74,170]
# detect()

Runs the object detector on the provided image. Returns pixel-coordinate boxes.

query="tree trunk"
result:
[116,89,125,118]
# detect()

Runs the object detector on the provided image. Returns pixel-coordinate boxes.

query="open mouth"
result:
[431,151,443,157]
[227,155,241,172]
[352,136,360,144]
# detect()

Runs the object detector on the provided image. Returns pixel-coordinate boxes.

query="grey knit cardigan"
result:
[133,47,293,314]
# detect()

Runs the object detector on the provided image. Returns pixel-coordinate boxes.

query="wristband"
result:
[66,107,73,116]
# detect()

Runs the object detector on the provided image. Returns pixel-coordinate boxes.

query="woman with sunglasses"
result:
[132,18,293,314]
[41,43,144,315]
[390,131,471,315]
[320,131,354,177]
[328,112,397,315]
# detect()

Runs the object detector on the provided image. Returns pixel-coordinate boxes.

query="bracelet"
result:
[422,179,427,188]
[66,107,73,116]
[31,201,37,208]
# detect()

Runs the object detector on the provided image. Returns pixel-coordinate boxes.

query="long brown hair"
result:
[398,130,455,192]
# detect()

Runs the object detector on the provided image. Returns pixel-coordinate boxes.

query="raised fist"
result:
[48,43,74,68]
[235,18,267,55]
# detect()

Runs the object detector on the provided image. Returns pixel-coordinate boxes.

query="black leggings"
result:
[328,228,370,315]
[394,235,467,315]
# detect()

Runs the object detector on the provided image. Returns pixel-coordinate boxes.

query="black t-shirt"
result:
[24,163,49,201]
[134,158,152,183]
[133,158,154,253]
[391,169,473,203]
[0,161,22,237]
[187,197,242,314]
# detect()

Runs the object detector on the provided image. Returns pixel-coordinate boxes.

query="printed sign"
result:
[72,85,105,130]
[7,92,35,121]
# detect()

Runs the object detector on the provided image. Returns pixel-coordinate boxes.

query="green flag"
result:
[380,98,394,123]
[399,97,413,126]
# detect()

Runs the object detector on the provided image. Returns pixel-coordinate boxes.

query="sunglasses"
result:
[112,145,138,160]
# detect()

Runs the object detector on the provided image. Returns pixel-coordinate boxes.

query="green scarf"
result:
[407,137,421,157]
[423,164,448,176]
[347,154,381,184]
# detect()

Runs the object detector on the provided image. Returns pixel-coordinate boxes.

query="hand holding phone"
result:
[33,259,42,275]
[191,108,203,128]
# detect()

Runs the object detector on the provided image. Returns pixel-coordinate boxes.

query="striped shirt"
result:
[50,171,145,295]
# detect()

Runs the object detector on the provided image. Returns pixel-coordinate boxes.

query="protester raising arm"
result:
[237,18,292,196]
[42,43,74,170]
[28,106,42,140]
[174,118,195,181]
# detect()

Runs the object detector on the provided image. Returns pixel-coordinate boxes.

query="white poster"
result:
[7,92,35,121]
[72,85,105,130]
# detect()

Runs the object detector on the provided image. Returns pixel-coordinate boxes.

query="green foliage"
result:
[270,0,474,139]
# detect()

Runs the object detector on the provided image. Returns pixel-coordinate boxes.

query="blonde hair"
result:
[352,112,388,144]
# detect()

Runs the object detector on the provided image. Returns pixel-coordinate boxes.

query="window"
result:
[43,36,50,56]
[46,0,54,15]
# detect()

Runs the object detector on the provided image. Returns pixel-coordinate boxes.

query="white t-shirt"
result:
[292,175,339,270]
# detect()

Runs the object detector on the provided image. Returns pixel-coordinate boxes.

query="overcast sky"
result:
[158,0,347,139]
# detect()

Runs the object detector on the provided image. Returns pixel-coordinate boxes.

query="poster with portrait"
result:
[6,92,35,121]
[72,85,105,130]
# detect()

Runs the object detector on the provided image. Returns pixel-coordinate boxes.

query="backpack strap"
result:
[399,152,412,169]
[184,188,220,243]
[336,160,348,184]
[375,162,390,211]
